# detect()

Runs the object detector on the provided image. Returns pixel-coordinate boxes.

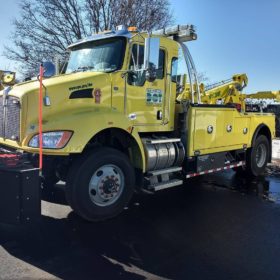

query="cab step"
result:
[147,166,182,176]
[148,179,183,191]
[146,138,181,144]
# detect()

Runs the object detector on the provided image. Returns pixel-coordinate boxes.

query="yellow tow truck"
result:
[0,25,276,221]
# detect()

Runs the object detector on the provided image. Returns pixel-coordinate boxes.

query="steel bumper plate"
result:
[0,166,41,225]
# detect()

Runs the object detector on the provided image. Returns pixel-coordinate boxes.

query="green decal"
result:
[146,89,163,105]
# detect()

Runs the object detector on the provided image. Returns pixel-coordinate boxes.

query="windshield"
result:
[65,37,126,74]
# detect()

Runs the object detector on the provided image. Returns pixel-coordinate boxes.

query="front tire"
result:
[66,148,135,221]
[245,135,269,176]
[40,156,60,191]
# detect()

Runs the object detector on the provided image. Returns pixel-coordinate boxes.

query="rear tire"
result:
[66,148,135,221]
[245,135,269,176]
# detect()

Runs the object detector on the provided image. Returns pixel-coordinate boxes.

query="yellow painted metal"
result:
[109,35,179,133]
[0,71,146,167]
[246,90,280,101]
[186,106,275,156]
[201,74,248,111]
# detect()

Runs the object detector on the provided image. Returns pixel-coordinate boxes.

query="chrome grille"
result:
[0,95,20,140]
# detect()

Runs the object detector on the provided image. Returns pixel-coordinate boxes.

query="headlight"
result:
[28,131,73,149]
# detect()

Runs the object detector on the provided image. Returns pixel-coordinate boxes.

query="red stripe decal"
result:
[186,161,245,179]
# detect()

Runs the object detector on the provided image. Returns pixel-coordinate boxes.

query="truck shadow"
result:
[0,179,203,280]
[0,169,280,279]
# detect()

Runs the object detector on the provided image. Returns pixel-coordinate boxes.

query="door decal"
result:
[146,89,163,106]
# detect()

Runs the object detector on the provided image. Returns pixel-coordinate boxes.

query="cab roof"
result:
[67,24,197,49]
[67,29,131,49]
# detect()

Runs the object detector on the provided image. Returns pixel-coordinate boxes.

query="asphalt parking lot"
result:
[0,165,280,280]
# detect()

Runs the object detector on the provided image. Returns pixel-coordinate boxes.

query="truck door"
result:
[125,44,166,128]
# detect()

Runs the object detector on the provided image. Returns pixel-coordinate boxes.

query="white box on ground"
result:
[272,139,280,159]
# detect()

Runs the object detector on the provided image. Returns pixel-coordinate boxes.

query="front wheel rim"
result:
[256,143,267,168]
[88,164,125,207]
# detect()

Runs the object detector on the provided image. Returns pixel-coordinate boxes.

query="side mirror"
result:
[144,37,160,82]
[41,62,56,78]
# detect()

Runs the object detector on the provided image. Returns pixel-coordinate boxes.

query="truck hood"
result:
[5,71,108,98]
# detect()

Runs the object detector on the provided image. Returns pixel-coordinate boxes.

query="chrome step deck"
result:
[149,179,183,191]
[147,166,182,176]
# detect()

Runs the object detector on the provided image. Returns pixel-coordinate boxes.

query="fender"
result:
[251,123,272,162]
[21,109,147,170]
[251,123,272,146]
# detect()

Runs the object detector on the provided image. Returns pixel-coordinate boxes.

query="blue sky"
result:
[0,0,19,71]
[0,0,279,92]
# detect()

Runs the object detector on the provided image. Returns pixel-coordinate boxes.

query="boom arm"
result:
[246,91,280,102]
[201,74,248,110]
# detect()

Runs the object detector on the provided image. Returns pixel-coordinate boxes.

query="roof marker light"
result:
[116,25,127,31]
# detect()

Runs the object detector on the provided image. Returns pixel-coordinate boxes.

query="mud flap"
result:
[0,167,41,225]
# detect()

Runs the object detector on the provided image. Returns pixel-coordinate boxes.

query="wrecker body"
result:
[0,25,276,222]
[245,91,280,137]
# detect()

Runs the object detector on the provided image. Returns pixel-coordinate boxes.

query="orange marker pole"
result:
[39,64,43,170]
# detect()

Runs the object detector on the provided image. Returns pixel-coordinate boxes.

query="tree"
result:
[4,0,173,76]
[85,0,172,33]
[197,72,209,83]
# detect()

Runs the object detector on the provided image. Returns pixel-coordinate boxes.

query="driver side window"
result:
[127,44,165,86]
[128,44,146,86]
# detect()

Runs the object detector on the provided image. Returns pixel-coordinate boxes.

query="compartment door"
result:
[193,109,218,150]
[193,107,235,151]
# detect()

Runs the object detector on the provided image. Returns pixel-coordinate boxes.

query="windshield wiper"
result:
[72,66,95,73]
